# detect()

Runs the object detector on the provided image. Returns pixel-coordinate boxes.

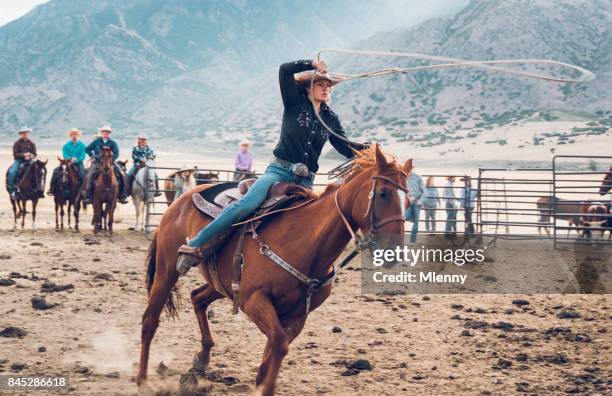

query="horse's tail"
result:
[145,231,181,319]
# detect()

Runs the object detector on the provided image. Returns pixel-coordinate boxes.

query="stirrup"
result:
[177,245,209,276]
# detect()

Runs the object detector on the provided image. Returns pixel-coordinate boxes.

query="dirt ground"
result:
[0,220,610,396]
[0,150,610,396]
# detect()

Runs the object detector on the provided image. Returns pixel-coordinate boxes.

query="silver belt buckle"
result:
[291,163,309,178]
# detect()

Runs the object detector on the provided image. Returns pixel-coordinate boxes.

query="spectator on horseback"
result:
[83,125,129,204]
[176,58,367,275]
[128,135,161,196]
[48,128,86,196]
[233,141,253,181]
[8,127,39,199]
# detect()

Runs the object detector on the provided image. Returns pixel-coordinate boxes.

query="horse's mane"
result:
[318,146,407,198]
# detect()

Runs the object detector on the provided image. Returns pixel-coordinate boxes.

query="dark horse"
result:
[7,159,47,230]
[137,145,411,395]
[52,158,82,231]
[92,147,119,236]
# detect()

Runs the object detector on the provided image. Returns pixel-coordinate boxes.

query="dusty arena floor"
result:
[0,221,610,395]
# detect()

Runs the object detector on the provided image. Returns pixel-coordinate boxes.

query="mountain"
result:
[0,0,609,149]
[0,0,467,141]
[223,0,612,147]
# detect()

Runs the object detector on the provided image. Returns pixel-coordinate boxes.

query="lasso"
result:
[310,48,596,146]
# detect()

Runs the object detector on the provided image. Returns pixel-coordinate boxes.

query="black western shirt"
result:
[272,60,364,174]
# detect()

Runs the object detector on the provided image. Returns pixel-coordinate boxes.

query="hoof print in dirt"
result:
[31,296,58,310]
[41,280,74,293]
[74,366,91,375]
[557,310,580,319]
[493,358,512,370]
[93,273,115,282]
[0,326,27,338]
[0,278,16,286]
[10,362,28,372]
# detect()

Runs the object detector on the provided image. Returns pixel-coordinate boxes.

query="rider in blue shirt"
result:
[48,128,86,196]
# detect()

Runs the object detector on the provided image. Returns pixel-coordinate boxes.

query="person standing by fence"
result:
[444,176,458,237]
[405,166,425,243]
[422,176,440,232]
[460,176,477,236]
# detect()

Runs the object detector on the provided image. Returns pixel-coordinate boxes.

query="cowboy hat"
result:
[18,126,32,133]
[99,125,112,133]
[239,141,250,147]
[138,135,148,140]
[294,70,343,87]
[67,128,81,136]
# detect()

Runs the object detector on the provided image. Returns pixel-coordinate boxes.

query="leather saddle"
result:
[192,178,314,223]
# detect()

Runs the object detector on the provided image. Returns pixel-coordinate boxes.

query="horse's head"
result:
[335,144,410,251]
[116,160,128,171]
[100,147,114,171]
[600,166,612,196]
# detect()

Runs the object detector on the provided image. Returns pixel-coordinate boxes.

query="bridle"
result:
[335,174,408,253]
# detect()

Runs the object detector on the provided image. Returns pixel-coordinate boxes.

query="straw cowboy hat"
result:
[67,128,81,137]
[138,134,148,140]
[99,125,112,133]
[18,126,32,133]
[240,141,250,147]
[294,70,342,87]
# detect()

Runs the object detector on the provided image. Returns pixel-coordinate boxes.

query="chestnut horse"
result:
[138,145,410,395]
[7,159,47,230]
[52,158,82,231]
[92,147,119,236]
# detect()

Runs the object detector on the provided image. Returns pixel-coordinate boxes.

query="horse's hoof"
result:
[254,384,265,396]
[192,353,208,374]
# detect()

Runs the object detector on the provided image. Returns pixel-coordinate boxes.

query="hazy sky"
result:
[0,0,469,29]
[0,0,48,27]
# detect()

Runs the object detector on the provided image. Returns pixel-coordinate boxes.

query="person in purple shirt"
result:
[233,141,254,181]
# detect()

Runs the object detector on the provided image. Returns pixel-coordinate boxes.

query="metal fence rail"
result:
[142,157,612,247]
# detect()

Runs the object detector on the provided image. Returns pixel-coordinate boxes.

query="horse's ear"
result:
[43,159,48,165]
[374,143,388,168]
[404,159,413,174]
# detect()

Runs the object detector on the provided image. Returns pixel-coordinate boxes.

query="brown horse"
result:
[92,147,119,236]
[52,158,82,231]
[138,145,410,395]
[7,159,47,230]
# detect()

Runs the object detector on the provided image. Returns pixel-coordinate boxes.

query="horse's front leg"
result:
[108,201,116,237]
[242,291,291,396]
[55,202,59,230]
[133,196,140,231]
[255,314,307,388]
[60,203,65,230]
[93,200,101,235]
[20,200,26,229]
[31,199,38,231]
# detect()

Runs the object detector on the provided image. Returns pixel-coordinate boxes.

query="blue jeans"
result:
[446,204,458,233]
[189,162,314,247]
[424,207,436,232]
[7,159,23,192]
[404,202,421,243]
